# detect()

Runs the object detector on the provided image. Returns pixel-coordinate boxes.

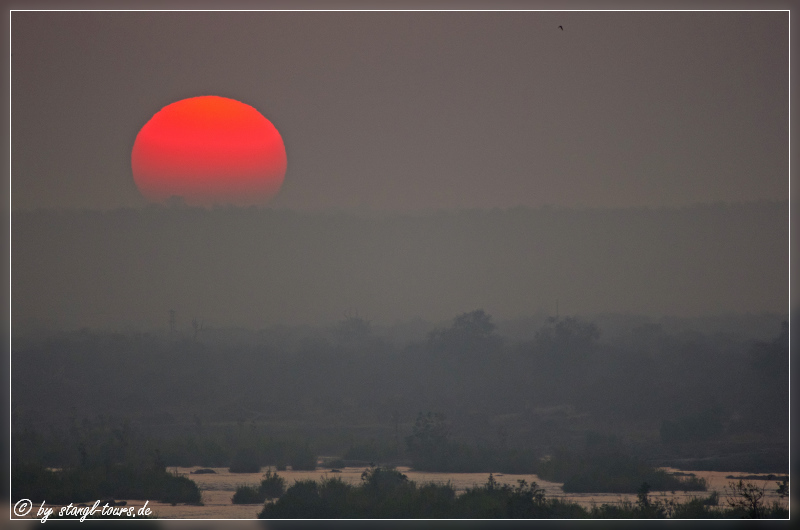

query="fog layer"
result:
[11,201,787,331]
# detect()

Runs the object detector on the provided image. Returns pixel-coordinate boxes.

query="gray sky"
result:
[10,9,789,212]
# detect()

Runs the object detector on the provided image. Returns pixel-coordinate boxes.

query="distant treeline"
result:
[12,311,789,476]
[12,201,788,329]
[10,408,708,494]
[12,413,320,474]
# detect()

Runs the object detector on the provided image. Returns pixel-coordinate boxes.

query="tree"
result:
[360,465,409,494]
[726,479,766,518]
[333,311,373,345]
[750,321,789,378]
[427,309,501,355]
[405,412,452,469]
[533,316,600,357]
[451,309,496,340]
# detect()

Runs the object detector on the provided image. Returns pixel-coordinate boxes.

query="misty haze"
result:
[11,201,790,519]
[11,201,787,330]
[10,8,789,521]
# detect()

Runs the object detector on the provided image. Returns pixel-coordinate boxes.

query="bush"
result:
[454,475,587,518]
[12,461,202,505]
[232,485,263,504]
[671,497,718,518]
[257,469,783,519]
[158,473,203,505]
[360,465,408,493]
[259,479,334,518]
[231,469,286,504]
[260,470,587,519]
[258,469,286,499]
[539,443,707,494]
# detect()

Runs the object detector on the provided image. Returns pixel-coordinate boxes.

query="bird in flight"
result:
[559,25,563,30]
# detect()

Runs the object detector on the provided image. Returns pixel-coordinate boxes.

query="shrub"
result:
[232,485,263,504]
[258,469,286,499]
[256,469,780,519]
[360,465,408,493]
[12,461,202,505]
[231,470,286,504]
[158,472,203,505]
[259,479,334,518]
[671,497,717,518]
[455,474,586,519]
[539,444,707,494]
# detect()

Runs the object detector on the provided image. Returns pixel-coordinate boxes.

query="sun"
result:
[131,96,286,207]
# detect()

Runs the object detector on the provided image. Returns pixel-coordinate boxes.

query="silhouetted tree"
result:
[427,309,501,355]
[534,316,599,357]
[726,479,766,518]
[406,412,452,469]
[333,312,373,347]
[749,321,789,378]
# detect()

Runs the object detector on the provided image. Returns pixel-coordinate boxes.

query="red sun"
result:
[131,96,286,207]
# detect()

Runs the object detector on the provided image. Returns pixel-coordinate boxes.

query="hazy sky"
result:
[11,9,788,212]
